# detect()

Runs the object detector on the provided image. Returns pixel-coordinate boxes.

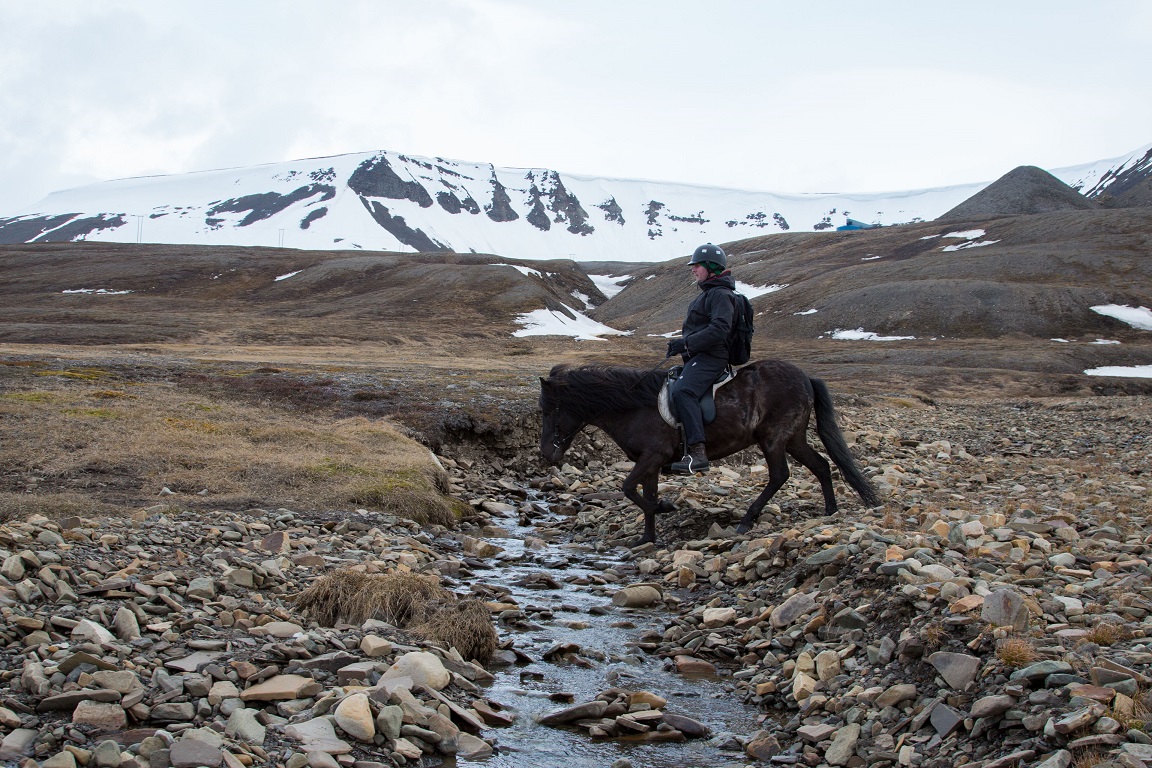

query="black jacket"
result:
[680,272,737,360]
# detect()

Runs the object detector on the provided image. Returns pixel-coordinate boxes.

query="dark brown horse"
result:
[538,360,880,545]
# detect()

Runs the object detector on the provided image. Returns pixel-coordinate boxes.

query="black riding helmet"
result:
[688,243,727,273]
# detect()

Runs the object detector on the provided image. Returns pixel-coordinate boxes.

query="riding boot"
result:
[670,443,709,474]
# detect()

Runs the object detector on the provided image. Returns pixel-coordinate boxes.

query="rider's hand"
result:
[667,338,687,357]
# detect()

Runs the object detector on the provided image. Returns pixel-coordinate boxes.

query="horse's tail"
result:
[811,378,881,508]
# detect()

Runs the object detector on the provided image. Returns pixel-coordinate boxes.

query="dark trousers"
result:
[670,354,728,447]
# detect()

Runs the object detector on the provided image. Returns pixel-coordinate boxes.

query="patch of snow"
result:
[570,290,592,308]
[648,330,682,338]
[1091,339,1121,345]
[513,304,630,341]
[942,240,1000,252]
[1084,365,1152,378]
[919,235,941,240]
[62,288,133,295]
[943,230,985,239]
[1091,304,1152,330]
[861,255,882,261]
[735,281,786,299]
[497,263,544,279]
[826,328,916,341]
[587,273,632,299]
[274,270,301,281]
[794,309,818,315]
[1051,338,1070,343]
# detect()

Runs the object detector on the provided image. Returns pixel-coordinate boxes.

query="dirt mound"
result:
[938,165,1097,220]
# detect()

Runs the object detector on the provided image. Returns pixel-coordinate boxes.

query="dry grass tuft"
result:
[412,598,499,662]
[1081,622,1128,647]
[1072,749,1105,768]
[920,622,945,648]
[295,569,452,627]
[996,636,1039,668]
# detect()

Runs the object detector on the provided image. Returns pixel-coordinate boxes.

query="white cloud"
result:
[1,1,1150,213]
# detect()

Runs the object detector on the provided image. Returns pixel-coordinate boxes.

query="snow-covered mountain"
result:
[2,143,1149,262]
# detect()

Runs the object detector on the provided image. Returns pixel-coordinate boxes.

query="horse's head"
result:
[538,374,582,465]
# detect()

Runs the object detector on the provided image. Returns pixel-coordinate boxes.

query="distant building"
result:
[836,218,878,231]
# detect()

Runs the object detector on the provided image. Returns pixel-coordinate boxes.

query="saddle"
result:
[657,365,737,429]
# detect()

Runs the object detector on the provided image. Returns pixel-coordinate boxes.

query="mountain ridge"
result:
[2,142,1149,261]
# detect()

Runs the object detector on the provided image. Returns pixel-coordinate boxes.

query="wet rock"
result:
[612,584,662,608]
[538,700,608,725]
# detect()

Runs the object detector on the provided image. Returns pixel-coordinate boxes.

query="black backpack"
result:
[728,292,754,366]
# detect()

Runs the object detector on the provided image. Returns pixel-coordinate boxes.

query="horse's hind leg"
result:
[787,435,837,514]
[735,444,790,535]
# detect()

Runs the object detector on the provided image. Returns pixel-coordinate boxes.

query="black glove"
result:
[667,338,687,357]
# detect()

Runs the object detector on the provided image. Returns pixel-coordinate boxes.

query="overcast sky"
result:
[2,1,1150,214]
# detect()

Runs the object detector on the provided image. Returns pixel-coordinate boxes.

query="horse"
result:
[538,359,880,545]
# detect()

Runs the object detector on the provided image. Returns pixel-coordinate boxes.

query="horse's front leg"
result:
[622,460,673,546]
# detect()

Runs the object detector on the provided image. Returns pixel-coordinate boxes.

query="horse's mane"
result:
[545,364,665,420]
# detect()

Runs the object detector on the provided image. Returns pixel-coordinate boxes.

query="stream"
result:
[437,493,762,767]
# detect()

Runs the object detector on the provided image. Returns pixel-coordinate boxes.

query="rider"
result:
[666,243,738,474]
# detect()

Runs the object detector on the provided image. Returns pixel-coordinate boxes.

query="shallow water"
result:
[436,505,762,767]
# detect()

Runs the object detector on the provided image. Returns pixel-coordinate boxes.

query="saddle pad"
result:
[658,367,736,428]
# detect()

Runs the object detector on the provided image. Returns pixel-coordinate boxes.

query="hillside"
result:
[595,208,1152,343]
[0,243,605,346]
[2,202,1150,399]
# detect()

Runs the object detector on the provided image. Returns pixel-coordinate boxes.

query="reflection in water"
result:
[435,502,761,768]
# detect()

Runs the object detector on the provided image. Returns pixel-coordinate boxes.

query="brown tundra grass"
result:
[0,364,460,525]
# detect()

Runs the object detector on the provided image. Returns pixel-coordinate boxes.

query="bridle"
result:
[543,354,674,457]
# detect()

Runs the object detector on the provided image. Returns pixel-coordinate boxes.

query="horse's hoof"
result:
[632,537,655,548]
[735,523,751,535]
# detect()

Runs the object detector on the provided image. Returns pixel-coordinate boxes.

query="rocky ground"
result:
[2,369,1152,768]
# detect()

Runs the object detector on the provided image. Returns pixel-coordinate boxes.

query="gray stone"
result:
[1010,660,1074,684]
[186,577,216,600]
[662,713,711,738]
[150,702,197,722]
[538,700,608,725]
[455,734,493,760]
[981,588,1029,631]
[771,592,817,628]
[804,545,849,565]
[0,729,40,761]
[927,651,982,690]
[970,694,1017,718]
[825,723,860,766]
[225,708,266,744]
[92,740,122,768]
[375,705,404,740]
[930,703,965,736]
[169,739,222,768]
